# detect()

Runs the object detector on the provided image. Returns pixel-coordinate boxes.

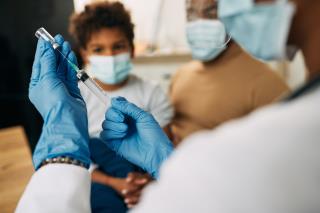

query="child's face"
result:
[81,27,132,64]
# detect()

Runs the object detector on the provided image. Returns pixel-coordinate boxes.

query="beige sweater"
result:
[169,42,289,145]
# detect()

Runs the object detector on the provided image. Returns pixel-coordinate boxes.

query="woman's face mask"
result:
[186,0,230,61]
[218,0,296,61]
[186,19,230,61]
[86,53,132,85]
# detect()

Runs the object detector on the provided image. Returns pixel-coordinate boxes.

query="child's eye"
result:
[113,44,127,51]
[93,47,104,53]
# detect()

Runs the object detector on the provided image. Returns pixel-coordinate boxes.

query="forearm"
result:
[91,169,115,187]
[33,103,90,170]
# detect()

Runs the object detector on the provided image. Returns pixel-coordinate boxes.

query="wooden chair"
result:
[0,126,34,213]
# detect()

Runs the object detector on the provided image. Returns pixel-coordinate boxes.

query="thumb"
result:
[111,97,147,121]
[39,41,57,80]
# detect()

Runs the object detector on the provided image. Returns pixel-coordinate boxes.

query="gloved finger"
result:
[102,120,128,132]
[54,34,64,65]
[111,97,146,121]
[66,50,78,81]
[57,40,72,78]
[55,36,73,82]
[61,41,72,59]
[54,34,67,80]
[100,129,127,140]
[56,38,69,81]
[54,34,64,46]
[31,39,46,86]
[66,50,83,100]
[39,41,57,80]
[105,107,125,122]
[54,35,77,76]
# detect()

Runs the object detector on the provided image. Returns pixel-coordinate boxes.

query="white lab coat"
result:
[16,86,320,213]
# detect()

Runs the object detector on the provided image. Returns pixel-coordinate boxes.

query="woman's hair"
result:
[69,1,134,49]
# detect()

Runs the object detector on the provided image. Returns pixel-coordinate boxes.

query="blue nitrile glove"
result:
[100,97,173,178]
[29,35,90,170]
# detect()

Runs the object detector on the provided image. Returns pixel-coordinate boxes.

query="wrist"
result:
[92,170,113,186]
[105,175,118,187]
[33,133,91,170]
[151,137,174,179]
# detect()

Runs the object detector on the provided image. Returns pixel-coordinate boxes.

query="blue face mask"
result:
[186,19,230,61]
[87,53,132,85]
[218,0,296,61]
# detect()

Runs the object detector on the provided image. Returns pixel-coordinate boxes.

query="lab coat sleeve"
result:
[16,164,91,213]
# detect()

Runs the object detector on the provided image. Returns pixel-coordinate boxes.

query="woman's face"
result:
[81,27,132,64]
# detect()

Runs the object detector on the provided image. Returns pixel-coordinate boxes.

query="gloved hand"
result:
[29,35,90,170]
[100,97,173,178]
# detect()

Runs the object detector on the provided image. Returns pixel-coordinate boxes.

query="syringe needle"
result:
[56,48,80,73]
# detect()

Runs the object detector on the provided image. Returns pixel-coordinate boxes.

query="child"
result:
[69,1,173,212]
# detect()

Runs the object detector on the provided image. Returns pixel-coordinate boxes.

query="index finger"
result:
[105,107,125,122]
[39,41,57,80]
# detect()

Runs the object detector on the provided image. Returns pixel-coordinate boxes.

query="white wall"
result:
[132,54,192,93]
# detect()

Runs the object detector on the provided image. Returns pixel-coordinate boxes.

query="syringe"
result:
[35,27,109,106]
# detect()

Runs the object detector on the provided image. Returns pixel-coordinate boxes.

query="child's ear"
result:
[80,48,89,64]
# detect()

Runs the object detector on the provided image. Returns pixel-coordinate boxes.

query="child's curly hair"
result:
[69,1,134,49]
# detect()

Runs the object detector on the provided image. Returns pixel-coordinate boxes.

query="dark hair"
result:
[69,1,134,49]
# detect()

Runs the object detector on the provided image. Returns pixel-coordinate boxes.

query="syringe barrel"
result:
[35,27,60,49]
[77,71,109,106]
